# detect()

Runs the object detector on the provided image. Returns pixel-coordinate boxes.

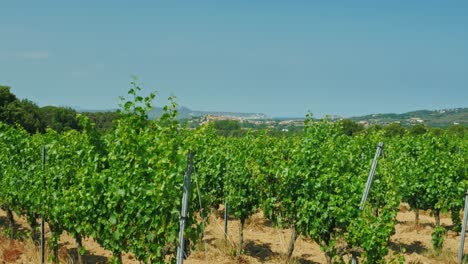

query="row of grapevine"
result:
[388,133,467,251]
[0,86,466,263]
[193,118,466,263]
[0,86,202,263]
[193,119,403,263]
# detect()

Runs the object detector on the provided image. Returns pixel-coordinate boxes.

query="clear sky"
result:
[1,1,467,117]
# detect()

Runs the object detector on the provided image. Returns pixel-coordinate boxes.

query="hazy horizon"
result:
[19,100,466,119]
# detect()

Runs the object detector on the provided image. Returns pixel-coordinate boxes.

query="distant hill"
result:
[81,106,268,120]
[350,108,468,127]
[147,106,268,120]
[80,106,467,127]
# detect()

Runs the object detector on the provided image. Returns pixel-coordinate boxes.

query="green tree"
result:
[0,86,44,133]
[409,124,428,136]
[40,106,81,132]
[339,119,364,136]
[213,120,241,131]
[0,85,84,134]
[447,125,466,138]
[82,111,121,132]
[429,127,444,136]
[383,123,406,137]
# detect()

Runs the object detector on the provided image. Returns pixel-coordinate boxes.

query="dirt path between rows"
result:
[0,205,465,263]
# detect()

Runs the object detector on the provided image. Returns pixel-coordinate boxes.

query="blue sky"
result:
[1,1,467,117]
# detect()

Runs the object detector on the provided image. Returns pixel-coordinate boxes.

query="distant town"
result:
[183,107,467,130]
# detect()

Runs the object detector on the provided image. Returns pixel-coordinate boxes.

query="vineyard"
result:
[0,87,467,264]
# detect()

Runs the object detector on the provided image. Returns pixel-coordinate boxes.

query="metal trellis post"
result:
[352,142,384,264]
[41,146,46,264]
[176,153,194,264]
[458,190,468,264]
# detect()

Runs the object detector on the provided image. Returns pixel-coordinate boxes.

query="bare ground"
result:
[0,204,466,263]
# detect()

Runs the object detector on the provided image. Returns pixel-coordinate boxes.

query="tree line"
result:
[1,84,466,138]
[0,85,119,133]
